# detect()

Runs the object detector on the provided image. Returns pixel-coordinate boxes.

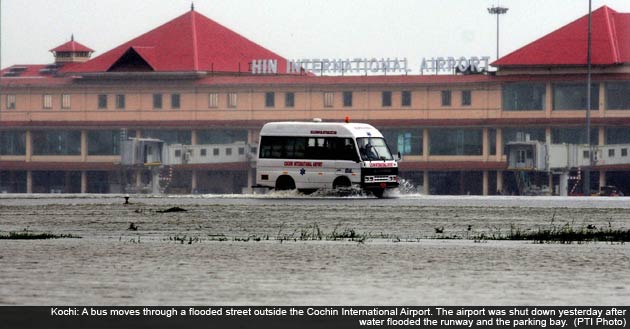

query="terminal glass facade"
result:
[606,82,630,110]
[143,130,191,145]
[380,129,422,156]
[32,130,81,155]
[0,131,26,155]
[88,130,121,155]
[502,82,546,111]
[552,83,599,110]
[606,127,630,144]
[552,128,598,145]
[197,129,247,144]
[429,128,482,156]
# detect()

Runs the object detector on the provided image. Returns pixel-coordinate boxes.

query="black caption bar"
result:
[1,306,628,329]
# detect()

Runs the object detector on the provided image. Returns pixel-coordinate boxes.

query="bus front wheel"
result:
[371,189,385,198]
[333,177,352,190]
[275,176,296,191]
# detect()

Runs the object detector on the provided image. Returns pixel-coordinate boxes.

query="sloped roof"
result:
[62,9,289,73]
[493,6,630,67]
[50,37,94,53]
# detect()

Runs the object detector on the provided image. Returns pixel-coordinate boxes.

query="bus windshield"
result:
[356,137,394,161]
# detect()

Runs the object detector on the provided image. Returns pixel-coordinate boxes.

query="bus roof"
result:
[259,121,384,138]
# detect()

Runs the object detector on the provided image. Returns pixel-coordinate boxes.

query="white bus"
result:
[256,119,399,197]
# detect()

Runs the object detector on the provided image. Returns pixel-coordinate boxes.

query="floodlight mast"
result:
[487,6,509,61]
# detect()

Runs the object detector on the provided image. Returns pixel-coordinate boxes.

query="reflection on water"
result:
[0,194,629,305]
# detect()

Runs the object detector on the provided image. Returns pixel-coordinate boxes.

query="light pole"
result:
[488,5,509,61]
[584,0,593,196]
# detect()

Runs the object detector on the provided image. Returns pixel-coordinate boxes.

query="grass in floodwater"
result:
[154,220,630,245]
[498,223,630,244]
[167,235,202,244]
[0,230,81,240]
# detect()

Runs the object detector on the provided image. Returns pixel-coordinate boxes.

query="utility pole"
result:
[487,5,509,60]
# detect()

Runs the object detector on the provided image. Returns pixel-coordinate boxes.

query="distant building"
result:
[1,6,630,195]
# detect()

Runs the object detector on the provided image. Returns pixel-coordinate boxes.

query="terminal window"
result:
[6,95,16,109]
[227,92,237,108]
[62,94,71,109]
[208,93,219,108]
[441,90,451,106]
[285,92,295,107]
[343,91,353,107]
[401,91,412,107]
[43,94,53,109]
[382,91,392,107]
[98,94,108,109]
[171,94,181,109]
[153,94,163,109]
[324,92,334,107]
[116,95,125,109]
[461,90,472,106]
[265,92,275,107]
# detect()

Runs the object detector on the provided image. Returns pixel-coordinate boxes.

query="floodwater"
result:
[0,192,629,305]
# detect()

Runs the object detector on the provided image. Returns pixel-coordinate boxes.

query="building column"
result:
[599,170,606,192]
[423,171,430,195]
[599,83,606,115]
[81,171,87,193]
[559,171,569,196]
[25,130,33,162]
[548,174,554,196]
[482,128,489,161]
[26,171,33,193]
[191,130,198,145]
[422,129,429,160]
[247,167,255,193]
[136,169,143,187]
[496,170,503,194]
[545,82,553,117]
[545,127,552,144]
[81,130,88,161]
[495,128,503,160]
[482,171,489,196]
[64,172,71,193]
[598,127,605,146]
[191,169,198,194]
[151,167,160,194]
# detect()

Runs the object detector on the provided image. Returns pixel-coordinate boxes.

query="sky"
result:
[2,0,630,72]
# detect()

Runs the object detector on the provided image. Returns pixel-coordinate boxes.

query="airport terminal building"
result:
[1,5,630,195]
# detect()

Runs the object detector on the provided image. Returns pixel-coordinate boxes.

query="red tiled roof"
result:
[493,6,630,67]
[50,38,94,53]
[62,9,289,74]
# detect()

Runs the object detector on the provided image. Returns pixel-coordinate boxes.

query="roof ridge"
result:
[605,7,621,63]
[191,11,200,71]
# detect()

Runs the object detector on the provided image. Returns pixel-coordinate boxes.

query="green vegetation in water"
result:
[0,230,81,240]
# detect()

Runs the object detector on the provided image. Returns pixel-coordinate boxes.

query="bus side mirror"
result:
[396,152,402,161]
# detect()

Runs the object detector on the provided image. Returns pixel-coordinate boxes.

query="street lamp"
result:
[488,5,509,61]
